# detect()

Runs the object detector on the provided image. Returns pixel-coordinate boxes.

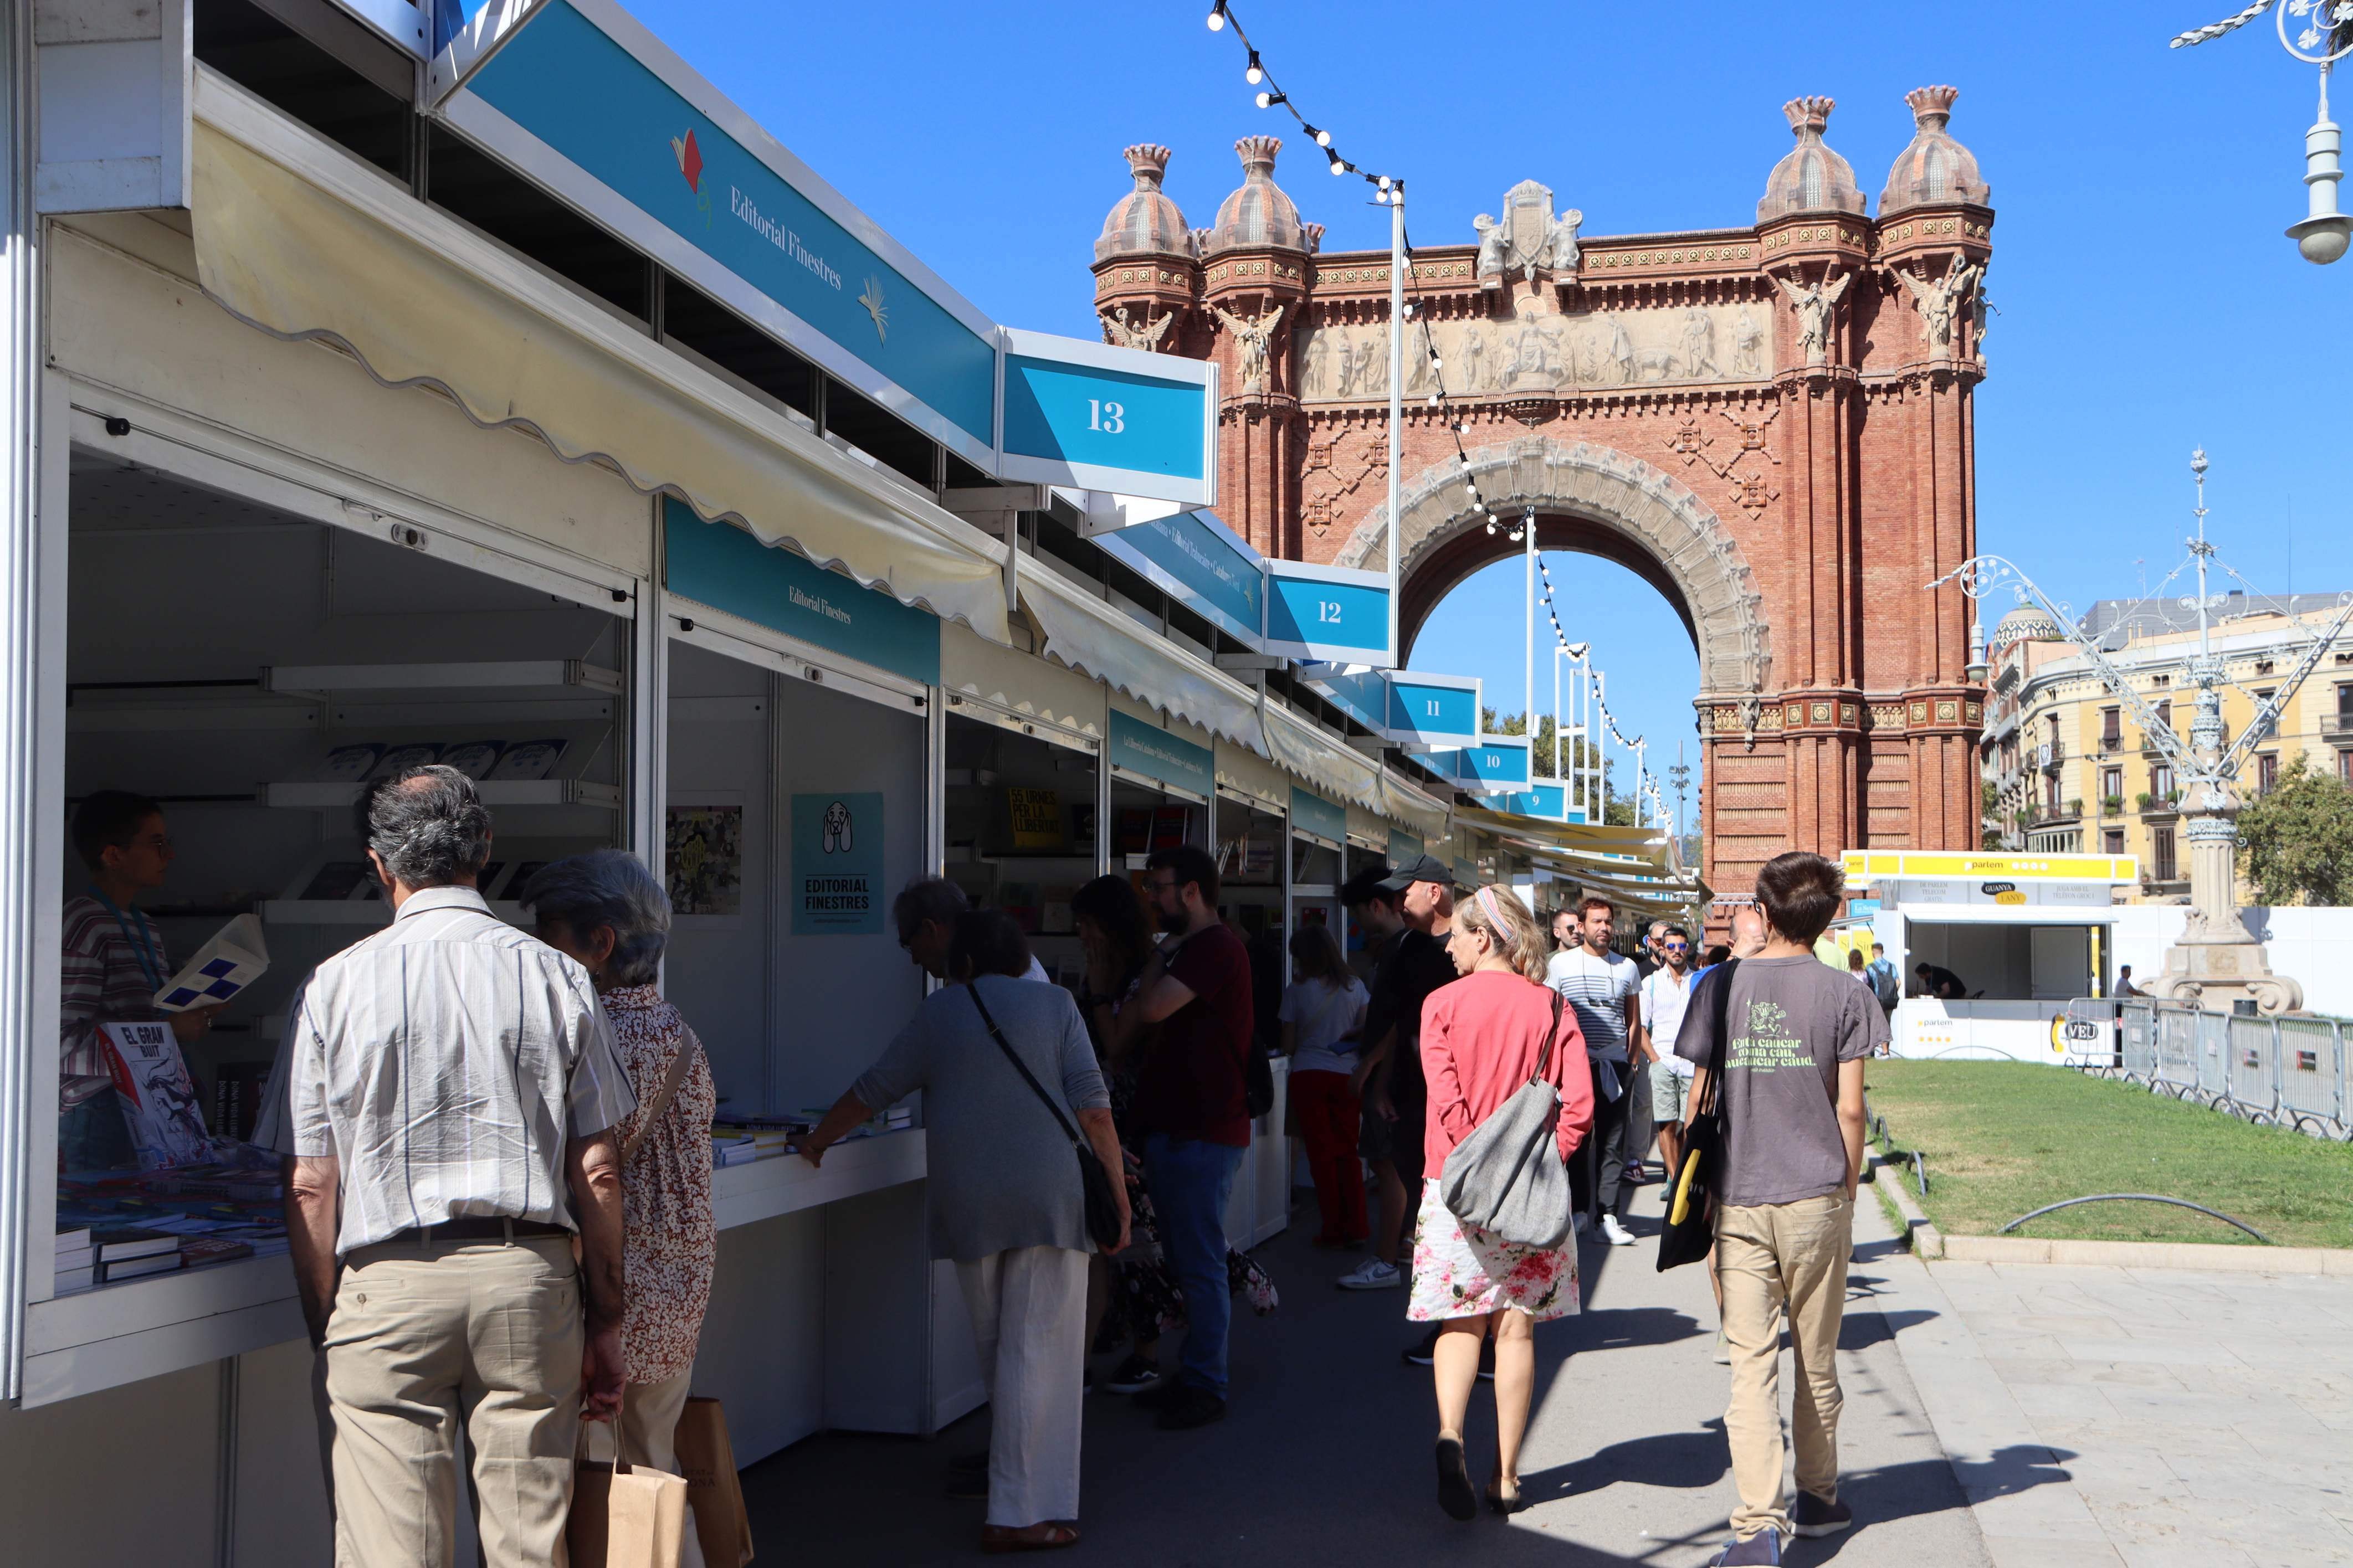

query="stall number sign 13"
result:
[1086,400,1126,434]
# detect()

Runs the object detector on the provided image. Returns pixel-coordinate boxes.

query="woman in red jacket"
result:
[1412,885,1595,1520]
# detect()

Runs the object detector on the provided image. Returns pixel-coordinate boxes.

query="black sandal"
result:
[1435,1433,1478,1521]
[1486,1482,1528,1516]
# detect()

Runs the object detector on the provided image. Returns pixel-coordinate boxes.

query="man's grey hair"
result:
[893,875,969,939]
[520,850,671,986]
[356,765,491,888]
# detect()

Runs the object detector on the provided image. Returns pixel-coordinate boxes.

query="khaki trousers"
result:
[324,1233,583,1568]
[1713,1192,1853,1543]
[583,1370,709,1568]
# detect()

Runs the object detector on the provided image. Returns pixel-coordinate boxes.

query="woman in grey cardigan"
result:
[802,909,1129,1552]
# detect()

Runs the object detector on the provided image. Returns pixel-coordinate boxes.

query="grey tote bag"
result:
[1438,990,1573,1248]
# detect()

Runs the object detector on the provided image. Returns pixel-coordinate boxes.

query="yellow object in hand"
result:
[1668,1149,1704,1226]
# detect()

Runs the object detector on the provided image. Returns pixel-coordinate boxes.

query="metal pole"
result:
[1595,670,1608,821]
[1386,193,1403,667]
[1524,520,1535,755]
[1551,646,1560,782]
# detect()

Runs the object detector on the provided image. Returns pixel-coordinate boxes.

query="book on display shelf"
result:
[367,743,445,780]
[180,1236,257,1268]
[101,1251,186,1283]
[91,1226,183,1263]
[54,1265,95,1295]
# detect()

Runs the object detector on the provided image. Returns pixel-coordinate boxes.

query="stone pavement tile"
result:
[1998,1376,2119,1427]
[2006,1312,2125,1336]
[2113,1543,2256,1567]
[2057,1336,2251,1367]
[2293,1395,2353,1431]
[1984,1355,2184,1392]
[1981,1533,2124,1567]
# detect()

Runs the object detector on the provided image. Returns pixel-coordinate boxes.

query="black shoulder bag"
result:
[966,982,1125,1253]
[1657,958,1739,1273]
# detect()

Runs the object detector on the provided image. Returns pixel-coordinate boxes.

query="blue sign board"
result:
[1089,508,1263,646]
[1107,711,1213,799]
[792,791,885,935]
[664,499,942,686]
[1490,782,1567,821]
[1437,737,1532,791]
[1308,667,1390,731]
[1386,829,1423,866]
[436,0,999,464]
[1289,785,1347,847]
[1385,673,1482,748]
[1263,560,1393,665]
[999,328,1217,506]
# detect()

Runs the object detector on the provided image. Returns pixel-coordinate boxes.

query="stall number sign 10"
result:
[1086,400,1126,434]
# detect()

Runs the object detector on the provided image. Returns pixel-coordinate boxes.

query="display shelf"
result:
[264,779,622,811]
[710,1129,927,1233]
[260,899,530,927]
[264,659,623,700]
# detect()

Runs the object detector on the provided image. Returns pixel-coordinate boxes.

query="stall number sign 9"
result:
[1086,400,1126,434]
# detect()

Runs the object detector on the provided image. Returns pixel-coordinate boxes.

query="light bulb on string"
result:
[1305,124,1330,147]
[1244,52,1263,84]
[1206,0,1226,28]
[1327,155,1346,176]
[1377,174,1392,192]
[1255,90,1283,109]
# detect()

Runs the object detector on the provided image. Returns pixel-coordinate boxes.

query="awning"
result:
[187,72,1009,641]
[1019,557,1264,751]
[1377,770,1453,846]
[1260,701,1380,814]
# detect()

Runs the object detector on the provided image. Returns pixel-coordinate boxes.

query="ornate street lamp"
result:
[2172,1,2353,263]
[1931,450,2353,1014]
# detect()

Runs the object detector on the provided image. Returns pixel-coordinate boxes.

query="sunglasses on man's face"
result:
[1664,941,1688,952]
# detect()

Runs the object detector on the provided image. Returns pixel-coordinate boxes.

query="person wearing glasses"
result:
[59,790,221,1171]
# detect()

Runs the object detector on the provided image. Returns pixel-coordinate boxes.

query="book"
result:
[180,1237,256,1268]
[315,743,382,783]
[438,739,505,780]
[1150,805,1191,851]
[485,738,566,781]
[100,1251,184,1283]
[54,1247,93,1276]
[92,1225,182,1262]
[153,913,270,1012]
[54,1226,91,1255]
[367,742,444,780]
[1003,787,1064,852]
[99,1024,212,1168]
[53,1265,94,1295]
[210,1060,271,1142]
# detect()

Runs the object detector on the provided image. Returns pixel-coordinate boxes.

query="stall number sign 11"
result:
[1086,400,1126,434]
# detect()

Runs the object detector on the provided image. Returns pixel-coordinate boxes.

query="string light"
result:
[1202,1,1401,207]
[1206,0,1227,30]
[1244,50,1263,84]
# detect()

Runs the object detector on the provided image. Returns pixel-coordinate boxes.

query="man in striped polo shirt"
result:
[263,765,636,1568]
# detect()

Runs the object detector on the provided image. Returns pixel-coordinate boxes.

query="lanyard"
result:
[89,887,165,995]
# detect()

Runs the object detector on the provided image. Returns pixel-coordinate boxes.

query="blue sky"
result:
[630,0,2347,796]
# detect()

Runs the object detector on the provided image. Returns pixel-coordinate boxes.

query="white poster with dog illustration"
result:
[792,792,883,935]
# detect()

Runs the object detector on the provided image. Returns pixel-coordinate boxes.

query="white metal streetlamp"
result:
[2172,0,2353,263]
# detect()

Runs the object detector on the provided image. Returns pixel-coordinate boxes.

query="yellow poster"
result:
[1007,788,1064,852]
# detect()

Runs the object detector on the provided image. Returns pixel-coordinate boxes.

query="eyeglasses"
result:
[1663,941,1688,952]
[1146,877,1180,893]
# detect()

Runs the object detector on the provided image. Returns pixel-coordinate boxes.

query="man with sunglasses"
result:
[1639,925,1699,1195]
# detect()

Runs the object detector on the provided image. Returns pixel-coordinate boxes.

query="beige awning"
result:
[188,73,1009,641]
[1020,558,1264,750]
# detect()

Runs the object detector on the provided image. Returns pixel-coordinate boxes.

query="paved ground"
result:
[1916,1253,2353,1566]
[746,1174,1991,1564]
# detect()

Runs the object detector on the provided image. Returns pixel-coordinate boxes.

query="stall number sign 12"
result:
[1086,400,1125,433]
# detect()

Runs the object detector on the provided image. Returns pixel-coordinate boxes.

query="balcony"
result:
[2138,791,2183,820]
[2098,731,2123,754]
[2023,800,2082,829]
[2325,713,2353,745]
[2034,739,2065,772]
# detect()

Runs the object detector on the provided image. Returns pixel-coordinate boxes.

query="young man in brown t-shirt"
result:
[1679,852,1883,1565]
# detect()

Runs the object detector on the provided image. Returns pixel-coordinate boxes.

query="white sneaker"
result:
[1572,1212,1591,1235]
[1336,1258,1403,1291]
[1601,1214,1637,1247]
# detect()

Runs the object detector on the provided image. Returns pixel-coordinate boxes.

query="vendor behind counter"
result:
[59,790,220,1170]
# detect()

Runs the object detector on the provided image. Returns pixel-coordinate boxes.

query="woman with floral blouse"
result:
[525,851,717,1568]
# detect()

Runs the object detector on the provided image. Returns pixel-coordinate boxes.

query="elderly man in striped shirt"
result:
[262,765,635,1568]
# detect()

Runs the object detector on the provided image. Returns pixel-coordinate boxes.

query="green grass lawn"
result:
[1867,1061,2353,1250]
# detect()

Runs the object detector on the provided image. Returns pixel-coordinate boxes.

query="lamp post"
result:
[1931,450,2353,1014]
[2172,0,2353,263]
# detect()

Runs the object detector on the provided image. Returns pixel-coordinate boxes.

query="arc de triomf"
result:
[1090,90,1993,897]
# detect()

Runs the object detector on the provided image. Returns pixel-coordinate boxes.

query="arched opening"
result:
[1400,512,1700,666]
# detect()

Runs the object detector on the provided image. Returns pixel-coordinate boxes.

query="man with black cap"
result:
[1336,856,1459,1304]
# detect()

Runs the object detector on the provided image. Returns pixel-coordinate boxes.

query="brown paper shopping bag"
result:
[570,1416,690,1568]
[673,1397,755,1566]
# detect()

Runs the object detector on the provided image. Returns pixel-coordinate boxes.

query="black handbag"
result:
[966,983,1125,1252]
[1657,959,1739,1272]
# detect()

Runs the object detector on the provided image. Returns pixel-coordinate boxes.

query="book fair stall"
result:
[0,6,1577,1564]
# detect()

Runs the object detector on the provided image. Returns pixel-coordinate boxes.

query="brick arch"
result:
[1333,435,1771,700]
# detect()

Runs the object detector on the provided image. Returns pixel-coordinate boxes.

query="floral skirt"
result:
[1407,1179,1580,1322]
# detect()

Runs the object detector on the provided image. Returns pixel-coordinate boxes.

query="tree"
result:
[2234,753,2353,906]
[1483,708,1635,824]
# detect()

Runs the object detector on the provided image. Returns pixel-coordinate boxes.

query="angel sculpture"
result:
[1213,304,1285,394]
[1896,255,1982,358]
[1101,305,1175,353]
[1773,270,1852,367]
[1474,213,1506,288]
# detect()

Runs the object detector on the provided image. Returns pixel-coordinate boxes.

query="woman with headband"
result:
[1412,884,1595,1520]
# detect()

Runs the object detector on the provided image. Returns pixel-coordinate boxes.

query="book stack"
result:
[712,1133,760,1168]
[93,1226,183,1284]
[54,1227,94,1295]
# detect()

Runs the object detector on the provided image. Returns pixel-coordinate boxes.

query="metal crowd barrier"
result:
[2095,998,2352,1139]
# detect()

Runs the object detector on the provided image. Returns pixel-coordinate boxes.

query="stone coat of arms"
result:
[1477,179,1582,289]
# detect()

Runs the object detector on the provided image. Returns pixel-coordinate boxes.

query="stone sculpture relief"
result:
[1293,301,1773,403]
[1213,304,1284,394]
[1896,254,1982,359]
[1100,305,1174,352]
[1475,179,1582,289]
[1773,270,1850,368]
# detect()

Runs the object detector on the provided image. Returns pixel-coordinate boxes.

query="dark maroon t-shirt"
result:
[1131,924,1254,1148]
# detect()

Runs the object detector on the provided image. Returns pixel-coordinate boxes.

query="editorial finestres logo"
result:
[670,128,703,192]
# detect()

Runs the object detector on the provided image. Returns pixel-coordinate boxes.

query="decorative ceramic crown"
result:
[1882,85,1990,213]
[1095,143,1196,262]
[1207,136,1307,255]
